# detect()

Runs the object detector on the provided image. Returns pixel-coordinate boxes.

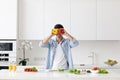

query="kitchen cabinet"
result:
[18,0,120,40]
[44,0,70,37]
[0,0,17,39]
[19,0,70,40]
[97,0,120,40]
[71,0,97,40]
[18,0,44,40]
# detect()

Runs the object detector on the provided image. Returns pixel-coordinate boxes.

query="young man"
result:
[39,24,79,69]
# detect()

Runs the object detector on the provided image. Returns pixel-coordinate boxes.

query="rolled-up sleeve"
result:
[39,40,50,48]
[69,39,79,48]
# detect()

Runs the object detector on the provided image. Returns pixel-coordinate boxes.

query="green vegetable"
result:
[67,69,81,74]
[74,70,80,74]
[58,69,64,72]
[67,69,74,73]
[98,68,108,74]
[73,69,77,73]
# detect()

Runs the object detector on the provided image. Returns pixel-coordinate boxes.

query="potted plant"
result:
[18,40,32,66]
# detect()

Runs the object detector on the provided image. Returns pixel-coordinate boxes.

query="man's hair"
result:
[54,24,64,29]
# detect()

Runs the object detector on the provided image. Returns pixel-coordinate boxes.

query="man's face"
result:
[56,28,63,38]
[56,34,62,38]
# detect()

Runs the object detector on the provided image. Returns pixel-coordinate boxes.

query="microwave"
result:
[0,40,16,68]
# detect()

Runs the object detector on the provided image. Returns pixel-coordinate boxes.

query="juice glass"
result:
[13,64,17,72]
[9,63,13,72]
[9,61,17,72]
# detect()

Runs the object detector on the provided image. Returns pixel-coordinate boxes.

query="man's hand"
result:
[42,31,54,44]
[63,29,74,41]
[63,29,69,36]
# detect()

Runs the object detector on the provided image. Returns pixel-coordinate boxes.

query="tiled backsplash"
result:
[17,40,120,68]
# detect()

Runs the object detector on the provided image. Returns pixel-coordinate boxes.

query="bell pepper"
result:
[58,28,64,35]
[52,29,58,35]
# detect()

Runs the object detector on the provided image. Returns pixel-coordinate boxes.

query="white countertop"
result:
[0,66,120,80]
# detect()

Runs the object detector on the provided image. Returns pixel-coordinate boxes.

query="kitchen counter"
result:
[0,66,120,80]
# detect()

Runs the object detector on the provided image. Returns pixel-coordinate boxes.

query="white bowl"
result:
[91,70,98,74]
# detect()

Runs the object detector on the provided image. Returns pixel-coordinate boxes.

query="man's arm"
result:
[39,33,54,48]
[64,29,79,48]
[64,30,74,41]
[42,34,54,44]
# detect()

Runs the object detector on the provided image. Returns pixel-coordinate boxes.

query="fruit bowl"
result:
[104,62,115,66]
[104,59,118,66]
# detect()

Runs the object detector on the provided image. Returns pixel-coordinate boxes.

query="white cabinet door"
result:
[71,0,97,40]
[97,0,120,40]
[0,0,17,39]
[44,0,70,38]
[19,0,44,40]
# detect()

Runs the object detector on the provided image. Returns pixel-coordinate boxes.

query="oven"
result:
[0,40,16,69]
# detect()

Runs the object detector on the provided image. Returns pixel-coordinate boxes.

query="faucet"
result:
[88,51,95,65]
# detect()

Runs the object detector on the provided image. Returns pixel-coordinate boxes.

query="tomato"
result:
[92,67,99,70]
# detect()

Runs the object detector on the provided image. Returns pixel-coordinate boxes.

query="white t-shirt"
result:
[52,43,67,70]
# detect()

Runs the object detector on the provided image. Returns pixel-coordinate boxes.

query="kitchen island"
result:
[0,66,120,80]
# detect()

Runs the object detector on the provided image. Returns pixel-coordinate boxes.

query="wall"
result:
[17,40,120,68]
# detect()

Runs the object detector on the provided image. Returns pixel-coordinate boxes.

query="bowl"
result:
[91,70,98,74]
